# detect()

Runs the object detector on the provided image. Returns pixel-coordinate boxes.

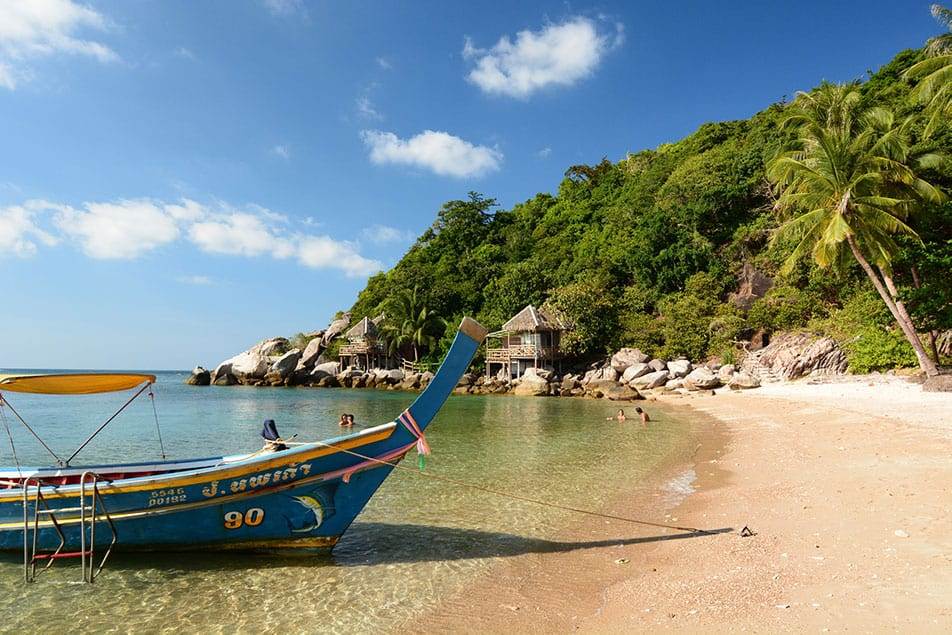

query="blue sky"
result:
[0,0,942,370]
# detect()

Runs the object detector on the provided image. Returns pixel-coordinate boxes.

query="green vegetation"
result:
[350,30,952,373]
[380,286,447,362]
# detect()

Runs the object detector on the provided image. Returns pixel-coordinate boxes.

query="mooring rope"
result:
[148,387,167,460]
[0,398,23,477]
[307,435,712,535]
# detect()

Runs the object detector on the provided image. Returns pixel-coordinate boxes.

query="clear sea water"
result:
[0,370,698,632]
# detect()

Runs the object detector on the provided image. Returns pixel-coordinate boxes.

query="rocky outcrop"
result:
[729,263,773,311]
[185,366,210,386]
[728,371,761,390]
[742,332,847,381]
[610,348,649,373]
[630,369,669,389]
[322,312,352,346]
[621,362,650,382]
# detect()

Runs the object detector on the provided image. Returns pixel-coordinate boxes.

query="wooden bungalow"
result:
[338,314,387,369]
[485,305,568,378]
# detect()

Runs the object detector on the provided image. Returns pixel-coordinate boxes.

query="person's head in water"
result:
[635,407,643,414]
[346,414,355,425]
[339,413,350,426]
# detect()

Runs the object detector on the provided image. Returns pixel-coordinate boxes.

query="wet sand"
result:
[407,376,952,633]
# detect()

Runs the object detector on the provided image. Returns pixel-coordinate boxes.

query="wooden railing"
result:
[486,345,560,361]
[339,343,383,356]
[401,358,432,373]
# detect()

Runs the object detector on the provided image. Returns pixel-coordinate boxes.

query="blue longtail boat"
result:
[0,317,488,581]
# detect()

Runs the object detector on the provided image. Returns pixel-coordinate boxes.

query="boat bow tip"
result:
[459,317,488,344]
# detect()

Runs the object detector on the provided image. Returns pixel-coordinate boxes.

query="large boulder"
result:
[621,363,651,383]
[322,312,352,346]
[717,364,736,382]
[601,383,643,401]
[664,378,685,390]
[512,368,550,396]
[299,334,325,369]
[683,367,722,390]
[728,372,761,390]
[647,359,667,372]
[376,369,405,385]
[225,349,271,382]
[185,366,210,386]
[583,367,618,384]
[561,374,581,391]
[270,349,301,380]
[631,369,669,389]
[610,348,649,373]
[312,361,340,378]
[419,370,435,385]
[741,332,847,381]
[257,337,289,357]
[667,359,692,378]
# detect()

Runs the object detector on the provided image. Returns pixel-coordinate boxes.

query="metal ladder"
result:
[22,472,118,583]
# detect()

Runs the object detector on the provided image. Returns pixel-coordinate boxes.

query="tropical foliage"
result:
[904,4,952,135]
[379,286,446,362]
[347,32,951,374]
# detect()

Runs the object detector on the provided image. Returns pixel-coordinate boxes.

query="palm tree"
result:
[767,83,946,376]
[380,287,446,363]
[904,4,952,136]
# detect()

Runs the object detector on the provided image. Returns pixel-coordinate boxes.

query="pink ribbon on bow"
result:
[398,409,430,457]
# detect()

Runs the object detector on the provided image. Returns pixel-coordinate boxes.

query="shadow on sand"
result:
[6,522,732,575]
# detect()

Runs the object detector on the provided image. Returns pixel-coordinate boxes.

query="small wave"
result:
[660,468,696,507]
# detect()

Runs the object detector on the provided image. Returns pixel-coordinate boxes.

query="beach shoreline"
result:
[406,375,952,633]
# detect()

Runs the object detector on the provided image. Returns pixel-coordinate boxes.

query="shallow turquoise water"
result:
[0,371,698,632]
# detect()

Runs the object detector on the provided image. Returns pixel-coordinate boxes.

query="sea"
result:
[0,370,699,632]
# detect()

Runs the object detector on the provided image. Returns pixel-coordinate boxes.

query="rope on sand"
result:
[308,437,715,535]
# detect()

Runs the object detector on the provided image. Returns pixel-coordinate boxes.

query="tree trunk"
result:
[910,265,942,363]
[846,236,939,376]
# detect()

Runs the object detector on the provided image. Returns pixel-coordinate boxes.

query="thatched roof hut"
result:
[501,305,568,333]
[345,316,379,340]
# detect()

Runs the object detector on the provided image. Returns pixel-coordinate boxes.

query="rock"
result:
[420,370,435,385]
[742,332,847,381]
[270,349,301,380]
[311,361,340,379]
[647,359,667,372]
[299,335,325,369]
[316,375,339,388]
[923,375,952,392]
[353,374,368,388]
[257,337,289,357]
[534,368,554,381]
[512,368,551,396]
[664,378,684,390]
[728,372,761,390]
[717,364,735,382]
[457,373,474,387]
[631,370,669,389]
[212,371,237,386]
[749,329,769,351]
[621,363,651,383]
[185,366,210,386]
[601,383,643,401]
[224,349,270,382]
[729,263,774,311]
[561,375,581,391]
[610,348,649,373]
[683,367,722,390]
[588,367,618,383]
[400,373,422,391]
[666,359,692,378]
[322,312,352,346]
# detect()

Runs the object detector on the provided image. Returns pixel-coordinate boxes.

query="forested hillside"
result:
[349,47,952,372]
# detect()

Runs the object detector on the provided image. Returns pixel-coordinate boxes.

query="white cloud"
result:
[188,211,296,258]
[0,200,59,257]
[463,16,622,99]
[360,129,502,178]
[297,236,383,278]
[54,199,180,259]
[262,0,307,17]
[3,196,383,278]
[536,146,552,158]
[355,96,382,120]
[173,46,194,60]
[0,0,118,90]
[360,224,414,245]
[178,274,212,285]
[376,56,392,70]
[272,144,291,159]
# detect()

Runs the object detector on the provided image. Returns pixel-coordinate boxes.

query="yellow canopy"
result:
[0,373,156,395]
